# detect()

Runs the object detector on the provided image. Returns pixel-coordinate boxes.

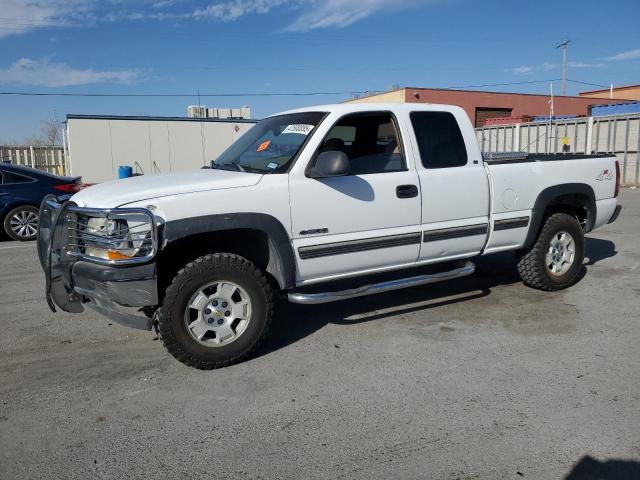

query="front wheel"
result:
[157,253,274,369]
[517,213,585,291]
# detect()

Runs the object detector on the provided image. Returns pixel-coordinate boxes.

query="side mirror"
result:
[307,151,350,178]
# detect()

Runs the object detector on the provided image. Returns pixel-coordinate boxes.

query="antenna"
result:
[556,39,571,96]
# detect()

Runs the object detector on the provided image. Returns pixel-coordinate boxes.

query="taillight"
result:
[54,183,84,193]
[614,161,620,198]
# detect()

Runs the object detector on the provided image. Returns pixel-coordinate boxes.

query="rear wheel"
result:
[517,213,585,291]
[157,253,274,370]
[3,205,39,241]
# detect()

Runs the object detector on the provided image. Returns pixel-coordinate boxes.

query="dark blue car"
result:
[0,163,87,241]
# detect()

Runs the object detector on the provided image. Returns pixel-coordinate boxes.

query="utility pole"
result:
[556,39,571,96]
[548,82,554,153]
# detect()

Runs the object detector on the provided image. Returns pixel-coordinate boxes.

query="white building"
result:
[65,114,257,183]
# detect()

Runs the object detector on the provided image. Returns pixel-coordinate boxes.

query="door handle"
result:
[396,184,418,199]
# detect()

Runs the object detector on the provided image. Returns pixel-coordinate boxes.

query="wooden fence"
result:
[0,145,67,176]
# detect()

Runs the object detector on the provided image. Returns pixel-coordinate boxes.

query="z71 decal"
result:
[596,169,614,181]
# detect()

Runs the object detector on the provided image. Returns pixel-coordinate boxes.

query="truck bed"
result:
[482,152,618,255]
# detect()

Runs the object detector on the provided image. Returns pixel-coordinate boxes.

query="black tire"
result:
[517,213,585,291]
[157,253,274,370]
[3,205,39,241]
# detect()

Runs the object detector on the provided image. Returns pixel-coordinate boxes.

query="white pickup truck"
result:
[38,103,622,369]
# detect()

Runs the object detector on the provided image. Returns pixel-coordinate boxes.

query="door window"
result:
[410,112,468,169]
[316,112,405,175]
[1,171,32,184]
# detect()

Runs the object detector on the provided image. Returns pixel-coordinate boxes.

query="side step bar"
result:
[288,261,475,305]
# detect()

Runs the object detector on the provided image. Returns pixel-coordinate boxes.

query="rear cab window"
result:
[410,111,468,169]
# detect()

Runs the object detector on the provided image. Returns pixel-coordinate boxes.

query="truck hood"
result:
[71,169,263,208]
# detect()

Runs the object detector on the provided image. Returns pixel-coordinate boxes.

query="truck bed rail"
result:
[483,152,614,165]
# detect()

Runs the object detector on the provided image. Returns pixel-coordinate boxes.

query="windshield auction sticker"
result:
[256,140,271,152]
[282,124,314,135]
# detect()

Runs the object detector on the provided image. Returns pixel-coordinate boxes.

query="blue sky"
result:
[1,0,639,143]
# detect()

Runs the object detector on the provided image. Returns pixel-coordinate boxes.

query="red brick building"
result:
[348,87,630,127]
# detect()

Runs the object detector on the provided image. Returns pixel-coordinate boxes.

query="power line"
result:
[0,90,373,98]
[566,79,609,88]
[0,78,607,99]
[443,79,562,89]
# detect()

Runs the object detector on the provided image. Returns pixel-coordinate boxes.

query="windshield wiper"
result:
[212,161,247,173]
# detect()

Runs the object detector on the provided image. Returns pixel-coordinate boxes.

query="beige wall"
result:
[579,86,640,101]
[346,90,407,103]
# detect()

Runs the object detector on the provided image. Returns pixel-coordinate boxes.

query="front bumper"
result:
[38,196,158,331]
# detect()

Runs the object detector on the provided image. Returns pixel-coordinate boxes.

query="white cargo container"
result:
[64,115,257,183]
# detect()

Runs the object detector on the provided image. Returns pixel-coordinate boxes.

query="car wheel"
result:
[157,253,274,370]
[3,205,39,241]
[517,213,585,291]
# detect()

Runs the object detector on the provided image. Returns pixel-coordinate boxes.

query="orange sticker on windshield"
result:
[256,140,271,152]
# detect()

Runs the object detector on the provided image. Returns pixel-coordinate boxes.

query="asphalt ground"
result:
[1,189,639,479]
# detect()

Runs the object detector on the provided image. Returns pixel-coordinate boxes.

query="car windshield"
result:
[213,112,325,173]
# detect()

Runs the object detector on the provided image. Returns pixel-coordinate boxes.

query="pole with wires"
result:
[556,39,571,96]
[548,82,555,153]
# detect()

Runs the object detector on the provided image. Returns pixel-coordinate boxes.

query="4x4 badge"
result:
[596,169,613,181]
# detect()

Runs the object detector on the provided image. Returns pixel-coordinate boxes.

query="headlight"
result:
[85,217,135,260]
[67,208,156,264]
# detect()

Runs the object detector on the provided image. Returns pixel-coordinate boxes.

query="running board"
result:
[288,261,475,305]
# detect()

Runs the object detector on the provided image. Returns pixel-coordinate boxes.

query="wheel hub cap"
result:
[546,230,576,276]
[9,210,38,238]
[184,281,251,347]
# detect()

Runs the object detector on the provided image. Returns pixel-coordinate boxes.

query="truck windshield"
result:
[213,112,326,173]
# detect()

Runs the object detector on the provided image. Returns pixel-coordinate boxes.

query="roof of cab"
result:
[273,102,465,117]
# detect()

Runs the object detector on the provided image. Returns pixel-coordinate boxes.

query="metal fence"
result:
[0,145,67,176]
[476,113,640,186]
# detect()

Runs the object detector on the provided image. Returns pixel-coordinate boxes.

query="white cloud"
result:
[192,0,295,21]
[606,48,640,61]
[0,0,425,38]
[151,0,183,8]
[285,0,423,32]
[0,58,143,87]
[568,60,604,68]
[511,65,534,75]
[509,60,604,75]
[0,0,95,38]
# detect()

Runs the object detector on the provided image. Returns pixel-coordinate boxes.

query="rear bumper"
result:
[608,204,622,224]
[37,196,158,331]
